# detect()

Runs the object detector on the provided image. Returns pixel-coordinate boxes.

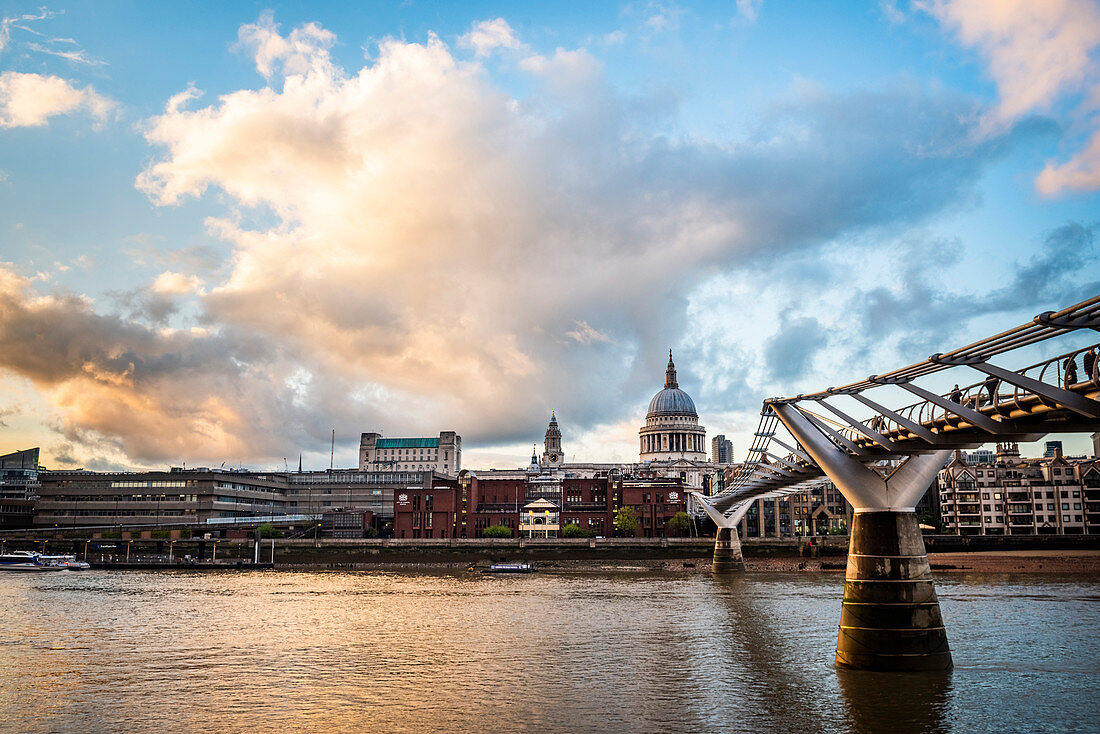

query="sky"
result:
[0,0,1098,472]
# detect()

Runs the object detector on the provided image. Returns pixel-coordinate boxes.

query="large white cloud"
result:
[0,71,113,128]
[0,15,1019,467]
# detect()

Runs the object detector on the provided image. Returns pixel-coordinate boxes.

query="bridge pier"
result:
[838,510,950,671]
[773,403,952,671]
[711,526,745,572]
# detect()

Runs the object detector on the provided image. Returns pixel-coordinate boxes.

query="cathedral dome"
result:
[647,387,697,417]
[646,351,698,418]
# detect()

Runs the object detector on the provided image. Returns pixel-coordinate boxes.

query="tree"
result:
[482,524,512,538]
[257,522,282,538]
[666,511,690,537]
[614,506,639,535]
[562,523,596,538]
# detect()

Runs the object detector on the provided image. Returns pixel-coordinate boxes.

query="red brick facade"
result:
[393,471,687,539]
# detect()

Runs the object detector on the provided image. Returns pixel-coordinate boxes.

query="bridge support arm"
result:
[773,403,952,671]
[693,494,748,573]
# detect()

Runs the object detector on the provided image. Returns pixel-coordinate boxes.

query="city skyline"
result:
[1,1,1099,471]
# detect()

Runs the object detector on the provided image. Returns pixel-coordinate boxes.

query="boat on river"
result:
[0,552,90,572]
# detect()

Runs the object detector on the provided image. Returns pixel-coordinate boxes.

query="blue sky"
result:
[0,0,1098,470]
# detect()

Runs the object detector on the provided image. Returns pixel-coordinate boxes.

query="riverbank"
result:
[271,549,1100,575]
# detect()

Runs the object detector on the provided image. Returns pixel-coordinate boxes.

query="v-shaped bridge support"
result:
[773,403,953,672]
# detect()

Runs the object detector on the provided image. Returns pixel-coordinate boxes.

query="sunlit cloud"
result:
[0,72,114,128]
[922,0,1100,194]
[459,18,525,57]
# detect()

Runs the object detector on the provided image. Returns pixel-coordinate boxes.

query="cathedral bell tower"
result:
[542,411,564,468]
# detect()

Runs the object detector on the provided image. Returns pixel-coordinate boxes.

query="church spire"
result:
[665,349,678,389]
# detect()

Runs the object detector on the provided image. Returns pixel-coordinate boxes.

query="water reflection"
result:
[0,570,1095,733]
[709,574,839,734]
[836,668,953,734]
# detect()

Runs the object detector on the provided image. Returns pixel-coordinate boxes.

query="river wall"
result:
[6,534,1099,566]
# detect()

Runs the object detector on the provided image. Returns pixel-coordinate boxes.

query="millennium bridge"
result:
[694,294,1100,672]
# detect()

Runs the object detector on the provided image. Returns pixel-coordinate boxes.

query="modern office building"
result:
[33,466,443,533]
[0,447,39,529]
[711,435,734,465]
[35,467,289,529]
[964,448,995,465]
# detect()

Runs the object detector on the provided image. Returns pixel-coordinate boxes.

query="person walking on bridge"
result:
[1064,356,1078,389]
[983,374,999,406]
[1084,347,1097,384]
[949,384,962,404]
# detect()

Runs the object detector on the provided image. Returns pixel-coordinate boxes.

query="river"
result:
[0,569,1097,733]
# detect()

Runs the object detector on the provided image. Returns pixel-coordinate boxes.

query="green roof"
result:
[376,438,439,448]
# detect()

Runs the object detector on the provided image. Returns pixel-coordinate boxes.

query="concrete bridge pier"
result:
[838,509,950,671]
[711,526,746,572]
[773,403,953,671]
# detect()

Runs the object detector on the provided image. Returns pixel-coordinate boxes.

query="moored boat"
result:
[484,562,536,574]
[0,551,89,572]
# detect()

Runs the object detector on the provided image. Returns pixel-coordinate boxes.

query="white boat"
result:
[40,555,91,571]
[484,562,536,574]
[0,551,89,572]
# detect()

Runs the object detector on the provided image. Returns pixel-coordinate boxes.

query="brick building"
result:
[392,467,688,539]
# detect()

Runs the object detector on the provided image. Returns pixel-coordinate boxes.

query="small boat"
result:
[484,562,536,574]
[0,552,89,572]
[41,555,91,571]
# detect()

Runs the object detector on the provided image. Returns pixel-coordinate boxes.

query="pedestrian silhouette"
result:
[949,384,962,404]
[983,374,999,406]
[1084,347,1097,384]
[1063,356,1078,388]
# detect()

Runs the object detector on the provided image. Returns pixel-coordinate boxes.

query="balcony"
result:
[563,502,608,511]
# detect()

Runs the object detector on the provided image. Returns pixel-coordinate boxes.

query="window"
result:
[1062,503,1070,510]
[1063,515,1071,522]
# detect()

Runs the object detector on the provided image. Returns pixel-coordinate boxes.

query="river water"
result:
[0,569,1097,733]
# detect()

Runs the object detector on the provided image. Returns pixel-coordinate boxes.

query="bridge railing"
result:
[873,342,1099,440]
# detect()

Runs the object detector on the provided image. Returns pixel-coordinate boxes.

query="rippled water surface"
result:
[1,569,1097,733]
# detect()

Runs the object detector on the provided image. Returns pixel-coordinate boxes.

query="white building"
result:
[359,431,461,476]
[938,443,1099,535]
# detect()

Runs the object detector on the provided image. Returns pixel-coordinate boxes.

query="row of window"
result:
[110,480,192,488]
[41,494,201,503]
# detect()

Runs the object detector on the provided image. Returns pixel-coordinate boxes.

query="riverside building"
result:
[392,465,687,539]
[0,447,39,529]
[32,466,448,536]
[937,443,1100,535]
[358,431,461,476]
